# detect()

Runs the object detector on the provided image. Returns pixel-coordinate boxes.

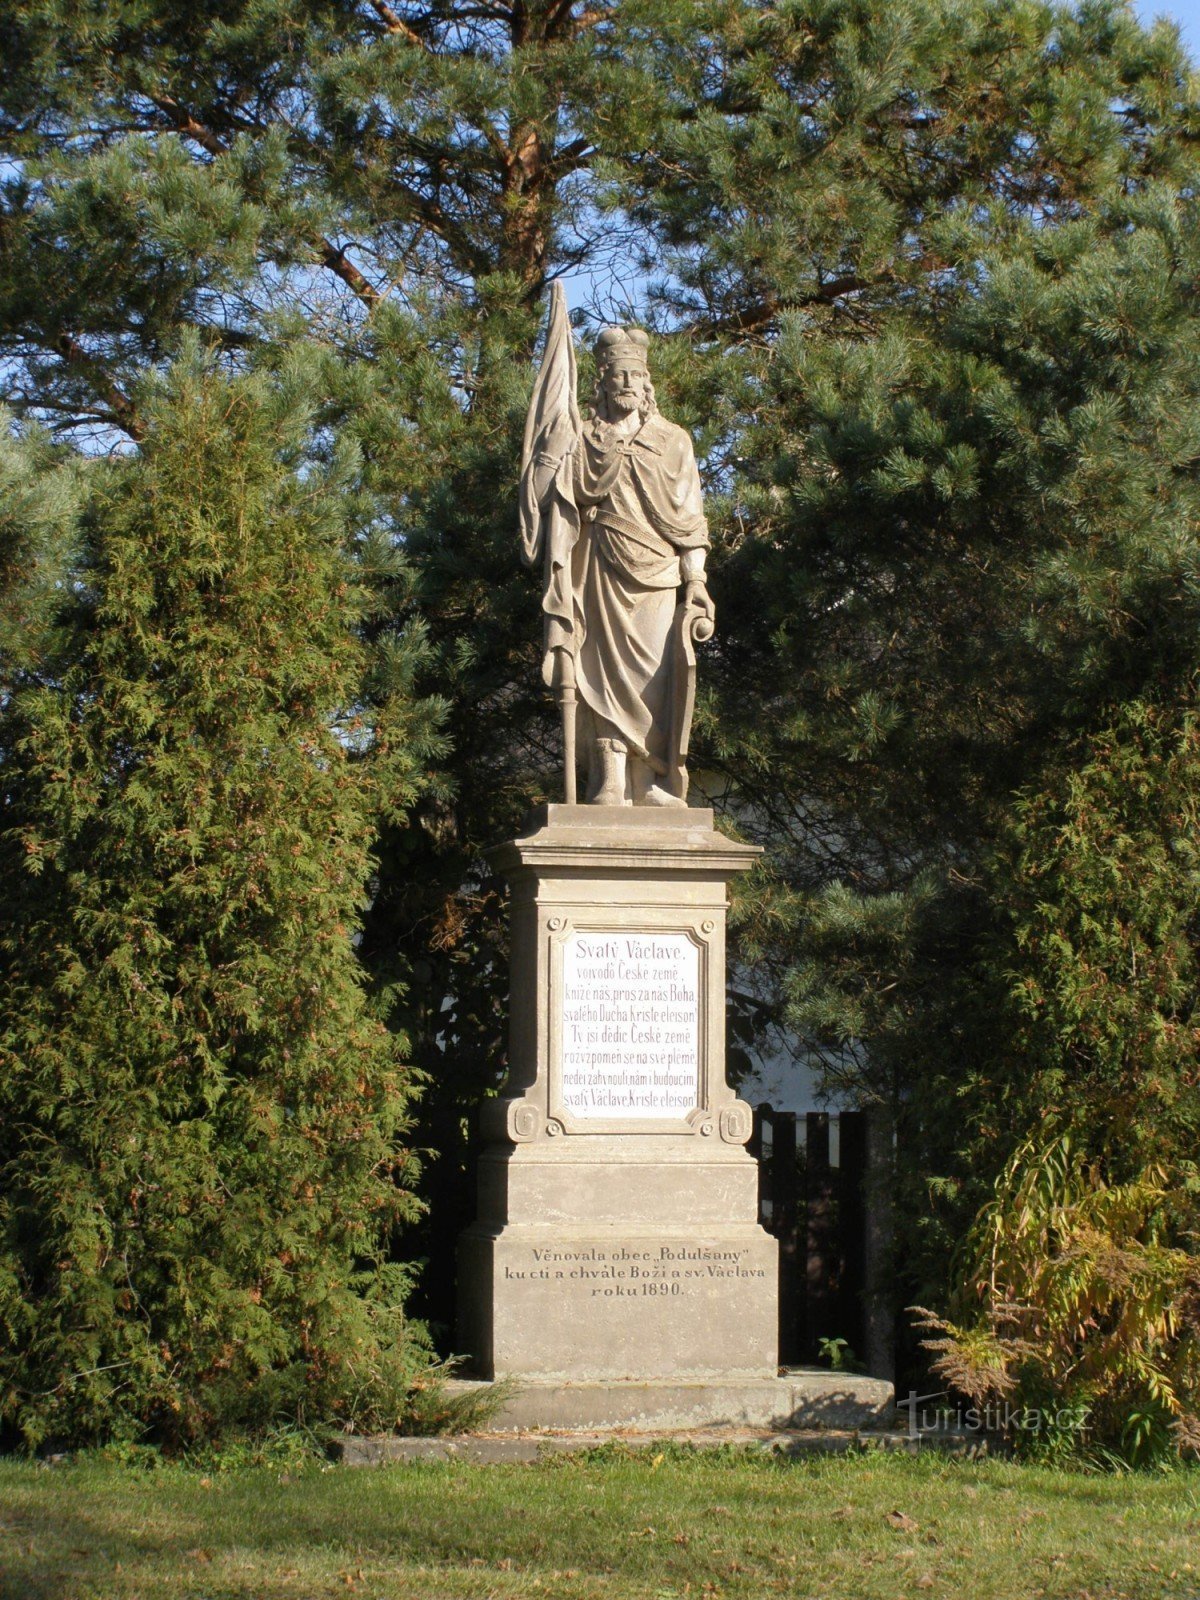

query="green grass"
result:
[1,1447,1197,1599]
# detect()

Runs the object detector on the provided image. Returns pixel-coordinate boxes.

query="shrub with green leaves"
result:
[917,699,1200,1464]
[917,1130,1200,1464]
[0,357,438,1449]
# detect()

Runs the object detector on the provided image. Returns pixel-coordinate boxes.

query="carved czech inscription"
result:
[502,1243,768,1297]
[560,932,700,1118]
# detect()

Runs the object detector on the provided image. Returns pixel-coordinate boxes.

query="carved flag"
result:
[519,282,583,686]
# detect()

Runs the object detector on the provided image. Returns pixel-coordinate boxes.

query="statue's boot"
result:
[631,756,686,809]
[590,738,628,805]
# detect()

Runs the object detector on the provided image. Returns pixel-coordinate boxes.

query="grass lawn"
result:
[0,1446,1197,1600]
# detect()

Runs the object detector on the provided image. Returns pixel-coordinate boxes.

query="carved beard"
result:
[590,380,655,426]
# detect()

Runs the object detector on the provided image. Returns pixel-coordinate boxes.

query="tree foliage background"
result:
[2,0,1199,1454]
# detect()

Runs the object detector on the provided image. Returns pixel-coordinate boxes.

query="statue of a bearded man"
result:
[519,286,714,807]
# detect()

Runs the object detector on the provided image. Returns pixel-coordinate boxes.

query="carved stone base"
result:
[443,1373,896,1434]
[459,1218,777,1382]
[457,805,777,1386]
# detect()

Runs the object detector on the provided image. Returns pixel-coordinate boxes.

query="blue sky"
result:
[1137,0,1200,52]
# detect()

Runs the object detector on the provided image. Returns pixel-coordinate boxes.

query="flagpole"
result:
[560,652,577,804]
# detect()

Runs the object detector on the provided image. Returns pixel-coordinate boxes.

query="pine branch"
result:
[547,135,594,177]
[148,91,384,311]
[53,333,144,441]
[559,1,614,33]
[364,0,428,47]
[687,275,872,337]
[390,183,492,277]
[148,93,226,159]
[317,239,383,308]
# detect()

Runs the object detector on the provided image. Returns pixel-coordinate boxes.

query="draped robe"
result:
[566,413,708,769]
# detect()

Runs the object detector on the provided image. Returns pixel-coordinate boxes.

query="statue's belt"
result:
[589,512,683,552]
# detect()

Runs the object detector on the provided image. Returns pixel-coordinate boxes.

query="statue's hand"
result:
[533,419,578,505]
[549,645,575,690]
[541,415,578,465]
[685,579,715,627]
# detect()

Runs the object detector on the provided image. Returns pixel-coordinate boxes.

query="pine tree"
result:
[0,355,438,1447]
[613,0,1200,1311]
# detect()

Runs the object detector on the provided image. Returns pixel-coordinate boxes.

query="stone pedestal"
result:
[458,805,777,1393]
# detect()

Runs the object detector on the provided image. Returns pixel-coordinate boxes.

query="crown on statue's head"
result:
[594,326,650,369]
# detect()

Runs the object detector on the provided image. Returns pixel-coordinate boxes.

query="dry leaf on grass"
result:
[887,1509,920,1532]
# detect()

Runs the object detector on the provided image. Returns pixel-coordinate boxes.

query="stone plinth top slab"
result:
[527,803,715,830]
[490,804,761,877]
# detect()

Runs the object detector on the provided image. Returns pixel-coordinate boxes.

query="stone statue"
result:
[519,284,715,806]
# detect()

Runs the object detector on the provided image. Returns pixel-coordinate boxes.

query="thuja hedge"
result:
[0,358,440,1448]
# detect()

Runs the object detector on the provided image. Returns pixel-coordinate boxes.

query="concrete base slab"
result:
[441,1369,893,1433]
[333,1424,994,1468]
[333,1429,859,1466]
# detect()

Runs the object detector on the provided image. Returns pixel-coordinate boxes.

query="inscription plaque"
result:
[560,932,700,1118]
[502,1242,769,1298]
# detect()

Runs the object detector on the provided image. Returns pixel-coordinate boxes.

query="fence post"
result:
[803,1112,835,1361]
[837,1111,867,1364]
[749,1102,769,1227]
[863,1102,897,1382]
[770,1111,800,1365]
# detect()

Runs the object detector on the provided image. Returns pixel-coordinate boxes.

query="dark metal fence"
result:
[748,1106,870,1368]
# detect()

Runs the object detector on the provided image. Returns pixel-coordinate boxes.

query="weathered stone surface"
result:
[440,1373,896,1434]
[457,806,776,1385]
[333,1435,544,1466]
[332,1421,991,1467]
[333,1427,877,1467]
[459,1226,777,1382]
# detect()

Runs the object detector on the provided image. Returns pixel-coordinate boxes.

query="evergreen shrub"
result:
[0,356,433,1449]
